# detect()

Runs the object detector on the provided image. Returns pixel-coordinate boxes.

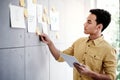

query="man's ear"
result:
[97,24,103,31]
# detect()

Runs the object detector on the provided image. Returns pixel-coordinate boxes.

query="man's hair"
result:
[90,9,111,32]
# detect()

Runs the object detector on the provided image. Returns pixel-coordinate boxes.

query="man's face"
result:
[84,14,99,35]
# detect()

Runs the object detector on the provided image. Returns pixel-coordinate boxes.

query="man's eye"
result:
[88,22,91,24]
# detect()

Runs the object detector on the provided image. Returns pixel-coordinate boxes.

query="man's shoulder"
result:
[102,39,115,50]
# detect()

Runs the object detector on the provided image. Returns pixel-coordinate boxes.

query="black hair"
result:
[90,9,111,32]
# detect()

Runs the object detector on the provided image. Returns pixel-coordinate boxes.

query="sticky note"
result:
[43,7,48,14]
[24,8,28,18]
[33,0,37,4]
[56,32,60,39]
[42,14,47,22]
[19,0,25,7]
[36,26,41,35]
[51,7,56,12]
[47,17,50,24]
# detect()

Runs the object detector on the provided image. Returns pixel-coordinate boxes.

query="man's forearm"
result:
[47,41,60,60]
[88,71,111,80]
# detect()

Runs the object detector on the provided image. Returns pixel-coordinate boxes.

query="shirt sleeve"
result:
[57,37,86,62]
[103,48,117,80]
[57,42,75,62]
[57,45,74,62]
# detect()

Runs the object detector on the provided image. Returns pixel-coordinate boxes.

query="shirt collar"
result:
[86,35,104,46]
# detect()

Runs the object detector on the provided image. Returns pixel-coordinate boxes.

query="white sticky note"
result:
[27,4,37,33]
[9,4,26,28]
[42,22,48,35]
[37,4,43,23]
[50,10,59,31]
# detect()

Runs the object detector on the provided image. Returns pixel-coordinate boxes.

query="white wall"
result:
[49,0,95,80]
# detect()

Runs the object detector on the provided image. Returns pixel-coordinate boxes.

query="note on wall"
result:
[19,0,25,7]
[33,0,37,4]
[9,4,26,28]
[50,10,59,31]
[24,8,28,18]
[42,22,48,35]
[27,0,32,7]
[27,4,37,33]
[37,4,43,23]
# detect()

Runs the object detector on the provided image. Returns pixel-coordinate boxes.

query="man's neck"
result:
[89,33,102,40]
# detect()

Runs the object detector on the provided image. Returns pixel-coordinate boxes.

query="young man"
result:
[40,9,117,80]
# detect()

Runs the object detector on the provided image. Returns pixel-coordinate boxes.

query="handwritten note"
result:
[9,4,25,28]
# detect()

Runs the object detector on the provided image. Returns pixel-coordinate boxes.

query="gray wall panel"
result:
[24,32,41,46]
[25,46,49,80]
[0,0,74,80]
[24,0,49,46]
[0,48,25,80]
[0,0,24,48]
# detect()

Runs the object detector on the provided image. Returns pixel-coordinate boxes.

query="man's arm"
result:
[47,41,60,60]
[40,33,60,60]
[74,63,111,80]
[87,70,111,80]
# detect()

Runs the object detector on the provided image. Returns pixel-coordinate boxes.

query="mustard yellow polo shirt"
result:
[57,36,117,80]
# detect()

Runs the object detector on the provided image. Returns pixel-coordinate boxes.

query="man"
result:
[40,9,117,80]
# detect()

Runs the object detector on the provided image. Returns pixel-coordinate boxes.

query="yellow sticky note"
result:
[43,7,48,14]
[47,17,50,24]
[19,0,25,7]
[33,0,37,4]
[36,27,41,35]
[42,14,47,22]
[56,32,60,39]
[24,8,28,18]
[51,7,56,12]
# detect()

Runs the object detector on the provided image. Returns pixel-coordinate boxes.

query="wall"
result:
[49,0,85,80]
[0,0,92,80]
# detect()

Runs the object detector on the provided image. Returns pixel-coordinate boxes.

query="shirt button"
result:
[82,60,85,62]
[88,45,90,47]
[94,55,96,58]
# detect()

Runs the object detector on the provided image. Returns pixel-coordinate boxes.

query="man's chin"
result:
[84,31,89,34]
